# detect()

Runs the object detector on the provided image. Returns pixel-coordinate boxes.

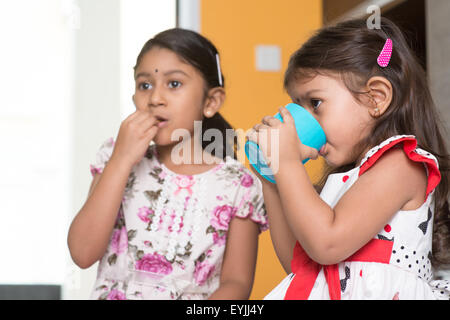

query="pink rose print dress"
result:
[265,135,450,300]
[89,139,267,300]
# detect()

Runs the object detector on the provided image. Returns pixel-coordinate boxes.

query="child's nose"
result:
[148,85,165,107]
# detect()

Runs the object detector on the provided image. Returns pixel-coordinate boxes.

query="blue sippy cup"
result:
[245,103,326,183]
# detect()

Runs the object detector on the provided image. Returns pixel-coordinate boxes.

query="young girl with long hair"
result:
[68,28,267,300]
[248,17,450,299]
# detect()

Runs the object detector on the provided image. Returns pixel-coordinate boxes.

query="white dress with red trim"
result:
[264,135,450,300]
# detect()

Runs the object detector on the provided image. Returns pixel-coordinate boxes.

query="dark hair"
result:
[134,28,237,160]
[285,18,450,269]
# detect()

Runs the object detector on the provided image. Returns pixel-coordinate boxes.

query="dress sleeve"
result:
[358,135,441,199]
[233,169,268,232]
[89,137,115,177]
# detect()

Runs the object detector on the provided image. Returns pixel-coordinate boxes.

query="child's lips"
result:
[157,119,168,128]
[155,115,169,127]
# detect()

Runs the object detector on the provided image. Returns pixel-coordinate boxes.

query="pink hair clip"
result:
[377,38,393,68]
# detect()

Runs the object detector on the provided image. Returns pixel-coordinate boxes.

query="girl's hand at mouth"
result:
[111,110,160,168]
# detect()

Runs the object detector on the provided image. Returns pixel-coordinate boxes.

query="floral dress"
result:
[265,135,450,300]
[89,138,268,300]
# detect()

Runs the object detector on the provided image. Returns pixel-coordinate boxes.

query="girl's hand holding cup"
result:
[274,106,320,164]
[246,103,326,183]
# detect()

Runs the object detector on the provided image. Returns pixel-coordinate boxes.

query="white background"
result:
[0,0,176,299]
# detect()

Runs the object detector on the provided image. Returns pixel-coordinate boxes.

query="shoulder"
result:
[357,135,435,197]
[234,159,263,188]
[220,157,256,178]
[369,146,427,179]
[359,146,428,206]
[226,160,267,230]
[90,137,115,175]
[97,137,115,153]
[216,157,264,198]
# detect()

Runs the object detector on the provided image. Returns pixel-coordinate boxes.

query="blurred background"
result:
[0,0,448,300]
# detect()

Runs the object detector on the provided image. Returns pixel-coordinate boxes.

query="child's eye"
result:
[138,82,152,90]
[311,99,322,110]
[168,80,181,89]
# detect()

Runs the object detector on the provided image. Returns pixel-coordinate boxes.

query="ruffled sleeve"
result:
[358,135,441,199]
[89,137,115,177]
[233,168,268,232]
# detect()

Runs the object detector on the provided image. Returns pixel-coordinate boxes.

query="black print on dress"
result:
[377,234,394,241]
[144,189,162,203]
[340,266,351,292]
[418,208,432,235]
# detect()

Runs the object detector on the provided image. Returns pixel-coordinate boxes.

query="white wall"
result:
[0,0,175,299]
[0,0,74,287]
[65,0,176,299]
[119,0,177,119]
[64,0,122,300]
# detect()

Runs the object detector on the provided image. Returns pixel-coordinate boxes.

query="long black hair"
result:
[134,28,237,160]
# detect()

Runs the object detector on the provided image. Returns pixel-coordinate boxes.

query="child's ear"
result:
[366,76,393,118]
[203,87,225,118]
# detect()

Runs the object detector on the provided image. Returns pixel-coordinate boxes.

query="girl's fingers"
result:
[278,106,294,124]
[128,110,159,134]
[303,145,319,160]
[262,116,281,127]
[253,123,269,131]
[136,110,158,126]
[123,109,141,124]
[144,124,159,142]
[246,128,258,143]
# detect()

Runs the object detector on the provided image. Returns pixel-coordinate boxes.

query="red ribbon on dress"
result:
[284,239,393,300]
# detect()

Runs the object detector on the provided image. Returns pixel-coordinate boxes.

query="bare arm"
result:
[67,159,133,268]
[275,148,427,265]
[67,110,160,268]
[248,163,296,274]
[261,183,296,274]
[208,217,260,300]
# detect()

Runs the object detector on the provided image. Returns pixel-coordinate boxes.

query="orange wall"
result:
[200,0,323,299]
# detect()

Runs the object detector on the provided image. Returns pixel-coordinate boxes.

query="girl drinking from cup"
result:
[248,18,450,300]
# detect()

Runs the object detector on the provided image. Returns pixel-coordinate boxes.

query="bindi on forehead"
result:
[155,69,158,73]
